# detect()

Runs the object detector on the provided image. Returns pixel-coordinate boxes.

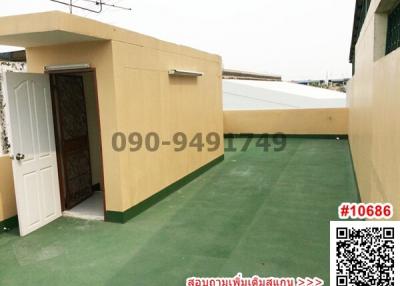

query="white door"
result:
[3,72,61,236]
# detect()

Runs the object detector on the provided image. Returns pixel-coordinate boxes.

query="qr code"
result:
[331,221,400,286]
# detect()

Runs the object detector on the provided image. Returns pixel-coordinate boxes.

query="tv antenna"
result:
[50,0,132,14]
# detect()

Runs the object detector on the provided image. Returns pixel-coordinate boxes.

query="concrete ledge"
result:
[224,108,348,135]
[224,134,349,139]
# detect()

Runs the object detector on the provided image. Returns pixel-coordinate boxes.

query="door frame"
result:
[47,68,107,217]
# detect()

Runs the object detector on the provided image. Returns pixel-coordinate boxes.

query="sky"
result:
[0,0,356,81]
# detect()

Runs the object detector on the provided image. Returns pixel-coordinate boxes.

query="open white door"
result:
[3,72,61,236]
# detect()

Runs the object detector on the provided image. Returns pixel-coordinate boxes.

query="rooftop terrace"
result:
[0,137,358,285]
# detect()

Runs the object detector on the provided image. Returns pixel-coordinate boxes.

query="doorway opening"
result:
[49,70,105,221]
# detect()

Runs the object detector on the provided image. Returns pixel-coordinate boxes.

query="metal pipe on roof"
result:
[222,69,281,82]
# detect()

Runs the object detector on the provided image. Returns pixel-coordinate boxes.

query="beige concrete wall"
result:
[348,0,400,220]
[224,108,348,135]
[0,155,16,221]
[111,41,223,211]
[0,12,222,220]
[24,39,222,213]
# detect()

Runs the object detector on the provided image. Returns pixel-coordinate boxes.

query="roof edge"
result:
[0,11,221,63]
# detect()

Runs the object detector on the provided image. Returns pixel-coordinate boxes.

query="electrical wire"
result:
[50,0,103,13]
[75,0,131,10]
[49,0,132,14]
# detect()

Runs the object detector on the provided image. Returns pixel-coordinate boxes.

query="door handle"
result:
[15,153,25,161]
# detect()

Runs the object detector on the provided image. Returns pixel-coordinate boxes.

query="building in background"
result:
[0,50,26,62]
[222,69,281,81]
[347,0,399,217]
[295,78,350,93]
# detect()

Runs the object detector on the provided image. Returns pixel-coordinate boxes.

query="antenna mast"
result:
[50,0,132,14]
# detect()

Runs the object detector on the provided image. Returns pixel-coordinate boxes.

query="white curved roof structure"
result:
[223,80,347,110]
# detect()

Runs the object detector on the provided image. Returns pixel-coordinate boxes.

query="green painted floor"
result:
[0,138,359,286]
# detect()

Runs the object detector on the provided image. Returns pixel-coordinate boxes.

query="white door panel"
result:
[3,72,61,236]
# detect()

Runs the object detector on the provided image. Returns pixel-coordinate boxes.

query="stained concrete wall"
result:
[348,0,400,220]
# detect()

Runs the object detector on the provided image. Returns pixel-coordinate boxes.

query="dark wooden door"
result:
[50,74,93,210]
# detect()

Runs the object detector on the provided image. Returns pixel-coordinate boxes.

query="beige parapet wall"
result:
[348,0,400,220]
[224,108,348,135]
[0,156,16,222]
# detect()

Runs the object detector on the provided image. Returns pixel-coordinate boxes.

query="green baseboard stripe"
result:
[224,134,349,139]
[0,215,18,232]
[283,134,348,139]
[347,141,362,203]
[105,154,225,223]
